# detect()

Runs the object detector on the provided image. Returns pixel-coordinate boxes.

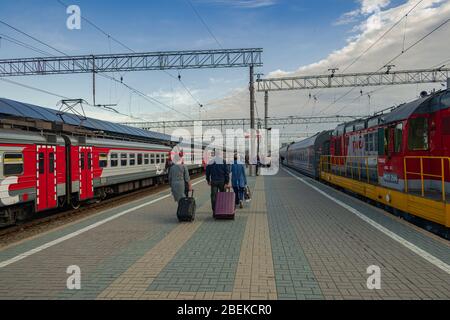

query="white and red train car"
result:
[0,97,216,227]
[0,129,181,225]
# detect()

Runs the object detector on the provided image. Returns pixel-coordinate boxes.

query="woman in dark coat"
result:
[168,152,192,202]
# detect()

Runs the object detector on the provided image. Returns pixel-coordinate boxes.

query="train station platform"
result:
[0,168,449,300]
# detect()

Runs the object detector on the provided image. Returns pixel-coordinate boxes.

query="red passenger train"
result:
[0,99,207,227]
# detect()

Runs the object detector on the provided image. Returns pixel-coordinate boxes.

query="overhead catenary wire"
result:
[318,16,450,116]
[341,0,425,74]
[0,18,192,120]
[56,0,136,53]
[0,33,55,56]
[310,1,424,106]
[185,0,223,50]
[100,73,193,119]
[0,78,70,100]
[55,0,203,116]
[0,78,144,120]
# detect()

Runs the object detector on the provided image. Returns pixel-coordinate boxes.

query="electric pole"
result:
[249,64,256,176]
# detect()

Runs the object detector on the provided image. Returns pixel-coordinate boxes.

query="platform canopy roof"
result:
[0,98,174,143]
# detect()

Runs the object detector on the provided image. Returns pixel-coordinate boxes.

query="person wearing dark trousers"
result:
[231,153,247,209]
[206,151,230,214]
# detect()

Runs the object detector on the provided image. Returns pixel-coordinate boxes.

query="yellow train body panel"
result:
[321,172,450,228]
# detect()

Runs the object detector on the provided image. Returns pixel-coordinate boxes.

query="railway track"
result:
[0,173,204,246]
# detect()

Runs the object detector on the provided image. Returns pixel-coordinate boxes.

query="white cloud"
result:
[207,0,450,132]
[360,0,391,15]
[197,0,277,8]
[336,0,391,25]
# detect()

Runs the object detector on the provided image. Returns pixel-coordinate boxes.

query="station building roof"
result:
[0,98,174,143]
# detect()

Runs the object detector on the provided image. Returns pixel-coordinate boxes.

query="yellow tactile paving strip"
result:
[97,177,277,300]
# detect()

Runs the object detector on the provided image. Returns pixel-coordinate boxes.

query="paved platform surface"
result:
[0,169,449,300]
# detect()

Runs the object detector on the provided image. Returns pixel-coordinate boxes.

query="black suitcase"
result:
[177,191,196,222]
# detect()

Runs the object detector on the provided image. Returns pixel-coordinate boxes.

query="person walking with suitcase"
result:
[205,150,230,215]
[231,153,247,209]
[169,151,192,203]
[170,151,195,222]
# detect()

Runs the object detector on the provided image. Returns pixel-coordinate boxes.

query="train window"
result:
[336,139,342,156]
[442,117,450,135]
[408,118,429,151]
[138,154,143,165]
[49,153,55,173]
[374,133,378,152]
[99,153,108,168]
[111,153,118,167]
[4,153,24,176]
[394,123,403,153]
[121,153,127,166]
[80,153,85,170]
[365,133,376,152]
[364,134,369,152]
[87,152,92,170]
[441,92,450,108]
[129,154,136,166]
[156,154,161,164]
[39,153,45,174]
[144,154,149,165]
[377,128,386,156]
[150,154,155,164]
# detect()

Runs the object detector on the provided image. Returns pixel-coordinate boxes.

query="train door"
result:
[79,146,94,200]
[36,145,57,212]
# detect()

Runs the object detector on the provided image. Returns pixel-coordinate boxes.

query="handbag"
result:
[244,186,252,202]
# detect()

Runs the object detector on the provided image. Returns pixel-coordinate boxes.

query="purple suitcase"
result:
[214,190,236,219]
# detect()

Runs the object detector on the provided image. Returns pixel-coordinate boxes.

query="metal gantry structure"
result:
[255,67,450,133]
[0,47,263,175]
[121,115,367,131]
[256,67,450,91]
[0,49,263,76]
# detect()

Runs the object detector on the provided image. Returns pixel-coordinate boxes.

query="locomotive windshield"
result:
[408,118,429,151]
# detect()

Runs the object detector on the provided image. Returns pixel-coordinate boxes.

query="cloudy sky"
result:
[0,0,449,138]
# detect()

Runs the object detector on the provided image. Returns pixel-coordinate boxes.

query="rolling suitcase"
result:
[214,189,236,220]
[177,191,196,222]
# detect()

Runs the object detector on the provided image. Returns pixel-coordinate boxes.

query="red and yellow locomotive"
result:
[285,89,450,238]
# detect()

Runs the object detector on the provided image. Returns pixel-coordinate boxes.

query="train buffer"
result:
[0,169,449,300]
